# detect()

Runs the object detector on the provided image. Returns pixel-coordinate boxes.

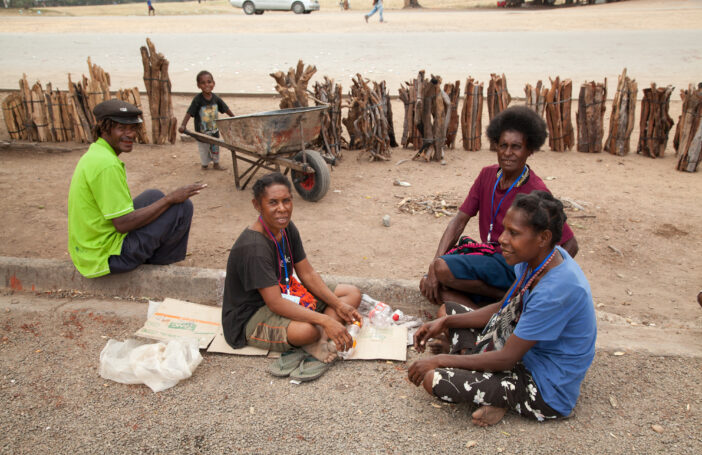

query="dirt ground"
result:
[1,2,702,453]
[2,91,701,331]
[0,0,701,329]
[1,293,701,454]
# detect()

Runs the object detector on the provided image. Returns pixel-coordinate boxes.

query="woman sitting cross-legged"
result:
[222,172,362,382]
[408,190,596,426]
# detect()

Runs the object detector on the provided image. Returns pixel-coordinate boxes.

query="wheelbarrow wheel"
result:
[291,150,330,202]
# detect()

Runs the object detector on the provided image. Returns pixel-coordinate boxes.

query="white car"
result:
[230,0,320,15]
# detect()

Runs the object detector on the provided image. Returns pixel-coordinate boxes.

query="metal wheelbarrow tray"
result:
[184,105,331,202]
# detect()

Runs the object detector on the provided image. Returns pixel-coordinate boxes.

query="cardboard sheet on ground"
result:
[207,329,268,356]
[348,324,407,361]
[135,298,221,349]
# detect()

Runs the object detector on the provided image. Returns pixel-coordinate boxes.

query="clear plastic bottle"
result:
[339,321,361,360]
[368,301,393,328]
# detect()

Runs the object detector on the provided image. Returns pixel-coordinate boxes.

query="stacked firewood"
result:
[460,77,484,151]
[312,76,344,160]
[576,79,607,153]
[342,74,394,161]
[674,85,702,172]
[524,81,546,117]
[413,73,450,162]
[140,38,176,145]
[637,83,674,158]
[544,77,574,152]
[270,59,317,109]
[2,92,25,140]
[398,76,421,149]
[3,63,112,144]
[604,69,638,156]
[117,87,150,144]
[487,73,511,121]
[444,81,461,149]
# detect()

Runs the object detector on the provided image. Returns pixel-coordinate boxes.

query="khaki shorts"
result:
[244,301,328,352]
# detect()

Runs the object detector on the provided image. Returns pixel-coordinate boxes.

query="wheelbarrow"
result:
[183,105,332,202]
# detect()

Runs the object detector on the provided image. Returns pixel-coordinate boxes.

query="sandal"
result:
[289,355,333,382]
[268,348,307,377]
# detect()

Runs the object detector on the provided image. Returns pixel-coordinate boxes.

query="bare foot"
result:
[471,405,507,427]
[302,338,337,364]
[428,335,451,354]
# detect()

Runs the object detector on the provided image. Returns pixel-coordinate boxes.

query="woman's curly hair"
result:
[486,106,547,152]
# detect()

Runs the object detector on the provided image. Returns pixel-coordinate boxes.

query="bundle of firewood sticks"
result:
[637,83,674,158]
[398,71,450,161]
[270,60,317,109]
[487,73,511,122]
[576,79,607,153]
[2,59,148,144]
[604,69,637,156]
[674,84,702,172]
[141,38,176,144]
[312,76,345,160]
[544,77,574,152]
[524,81,546,117]
[461,77,484,151]
[343,74,395,161]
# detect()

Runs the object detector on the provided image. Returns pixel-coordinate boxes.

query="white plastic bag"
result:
[99,338,202,392]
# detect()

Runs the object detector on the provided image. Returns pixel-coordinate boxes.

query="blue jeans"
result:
[366,2,383,22]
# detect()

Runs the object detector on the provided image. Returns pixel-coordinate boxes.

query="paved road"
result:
[1,29,700,94]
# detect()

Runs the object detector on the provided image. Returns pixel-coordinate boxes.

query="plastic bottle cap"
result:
[392,313,399,321]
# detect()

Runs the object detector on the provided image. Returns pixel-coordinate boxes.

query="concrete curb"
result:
[0,256,433,316]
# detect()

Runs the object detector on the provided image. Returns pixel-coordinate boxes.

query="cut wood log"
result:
[674,85,702,172]
[487,73,511,121]
[413,74,449,162]
[605,68,638,156]
[576,79,607,153]
[460,77,484,152]
[313,76,345,160]
[524,80,545,117]
[342,73,392,161]
[140,38,176,144]
[637,83,674,158]
[544,77,574,152]
[444,80,460,149]
[2,92,27,140]
[271,60,317,109]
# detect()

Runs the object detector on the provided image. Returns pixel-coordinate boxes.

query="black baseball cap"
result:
[93,99,143,124]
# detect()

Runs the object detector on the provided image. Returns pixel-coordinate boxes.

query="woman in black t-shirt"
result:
[222,172,362,381]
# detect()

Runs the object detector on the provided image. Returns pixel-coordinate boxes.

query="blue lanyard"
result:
[488,166,527,244]
[259,216,290,294]
[500,248,555,311]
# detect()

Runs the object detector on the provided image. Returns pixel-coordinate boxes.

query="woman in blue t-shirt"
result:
[408,190,597,426]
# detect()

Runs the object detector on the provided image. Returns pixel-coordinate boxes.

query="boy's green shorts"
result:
[244,301,328,352]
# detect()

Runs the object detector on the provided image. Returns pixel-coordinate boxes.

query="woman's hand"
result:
[322,317,353,352]
[413,317,447,353]
[335,303,361,325]
[408,356,441,386]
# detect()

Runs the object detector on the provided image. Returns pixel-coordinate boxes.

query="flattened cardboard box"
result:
[136,298,407,361]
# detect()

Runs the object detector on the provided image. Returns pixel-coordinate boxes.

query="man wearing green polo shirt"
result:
[68,99,207,278]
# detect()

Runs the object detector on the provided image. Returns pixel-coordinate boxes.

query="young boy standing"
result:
[178,71,234,170]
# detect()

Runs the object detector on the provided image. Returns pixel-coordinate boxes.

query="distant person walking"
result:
[364,0,383,23]
[147,0,155,16]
